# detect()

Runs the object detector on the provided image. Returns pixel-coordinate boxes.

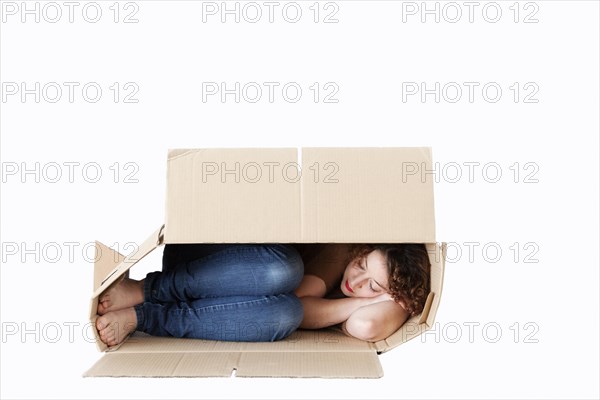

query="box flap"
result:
[235,351,382,378]
[91,225,165,299]
[164,147,435,243]
[84,329,383,378]
[301,147,435,242]
[164,148,300,243]
[83,351,382,378]
[84,352,240,377]
[92,241,126,292]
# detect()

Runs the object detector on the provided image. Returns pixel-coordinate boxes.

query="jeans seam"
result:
[186,294,295,314]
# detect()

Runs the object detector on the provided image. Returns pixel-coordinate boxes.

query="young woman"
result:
[293,243,431,342]
[95,243,430,346]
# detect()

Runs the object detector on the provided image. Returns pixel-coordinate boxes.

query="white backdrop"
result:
[1,1,598,398]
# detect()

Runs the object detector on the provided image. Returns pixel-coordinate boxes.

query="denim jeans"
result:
[133,244,304,342]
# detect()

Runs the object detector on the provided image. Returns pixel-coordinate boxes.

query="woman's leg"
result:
[134,292,303,342]
[145,244,304,303]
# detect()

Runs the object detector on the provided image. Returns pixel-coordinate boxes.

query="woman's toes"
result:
[98,300,111,315]
[96,316,107,331]
[95,309,137,346]
[97,296,109,314]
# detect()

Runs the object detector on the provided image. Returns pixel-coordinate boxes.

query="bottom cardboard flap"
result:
[84,330,382,378]
[235,351,383,378]
[83,351,382,378]
[83,352,240,377]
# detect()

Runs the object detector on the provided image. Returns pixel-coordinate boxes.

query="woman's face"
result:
[340,250,390,298]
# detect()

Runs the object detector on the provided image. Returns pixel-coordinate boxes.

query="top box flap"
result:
[165,148,300,243]
[300,147,435,242]
[164,147,436,243]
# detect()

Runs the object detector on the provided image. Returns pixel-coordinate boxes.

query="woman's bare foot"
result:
[97,278,144,315]
[96,307,138,347]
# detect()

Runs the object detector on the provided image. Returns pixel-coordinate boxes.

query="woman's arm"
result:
[294,274,326,298]
[295,274,366,329]
[298,296,375,329]
[295,274,406,337]
[341,298,410,342]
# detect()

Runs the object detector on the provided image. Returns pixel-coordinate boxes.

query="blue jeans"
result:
[133,244,304,342]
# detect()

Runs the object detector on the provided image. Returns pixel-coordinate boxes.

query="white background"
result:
[1,0,598,398]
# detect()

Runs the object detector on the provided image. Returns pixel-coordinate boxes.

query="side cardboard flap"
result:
[89,226,165,353]
[375,242,446,352]
[89,242,127,353]
[93,241,126,292]
[426,242,446,328]
[92,225,165,299]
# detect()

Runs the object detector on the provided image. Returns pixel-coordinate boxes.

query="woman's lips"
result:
[345,280,354,293]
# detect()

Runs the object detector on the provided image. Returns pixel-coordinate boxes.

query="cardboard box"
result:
[85,147,446,378]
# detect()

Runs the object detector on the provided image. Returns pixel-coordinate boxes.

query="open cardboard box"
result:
[85,147,446,378]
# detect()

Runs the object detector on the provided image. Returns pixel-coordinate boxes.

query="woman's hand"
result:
[365,292,408,310]
[343,292,410,341]
[367,292,395,305]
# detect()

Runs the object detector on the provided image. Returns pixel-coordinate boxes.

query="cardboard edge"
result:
[167,149,199,161]
[426,242,446,328]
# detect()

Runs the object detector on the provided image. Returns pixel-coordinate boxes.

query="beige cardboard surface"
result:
[84,352,239,377]
[300,147,435,242]
[235,352,383,378]
[164,147,435,243]
[93,241,126,292]
[87,147,445,378]
[85,330,382,378]
[91,225,164,300]
[84,351,383,378]
[164,148,300,243]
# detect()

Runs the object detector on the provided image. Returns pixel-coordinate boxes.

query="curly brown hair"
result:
[345,244,431,317]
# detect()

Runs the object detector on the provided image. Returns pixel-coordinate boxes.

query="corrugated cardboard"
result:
[85,147,446,378]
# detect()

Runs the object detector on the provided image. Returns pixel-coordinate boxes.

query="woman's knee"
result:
[262,244,304,293]
[269,294,304,341]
